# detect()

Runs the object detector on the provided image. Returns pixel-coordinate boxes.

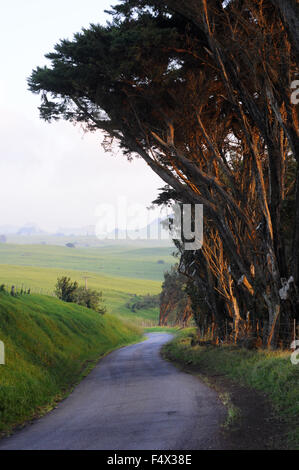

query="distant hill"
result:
[17,225,45,236]
[107,217,171,243]
[0,225,19,235]
[57,225,96,236]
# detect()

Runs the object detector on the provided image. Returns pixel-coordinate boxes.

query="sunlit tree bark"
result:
[28,0,299,347]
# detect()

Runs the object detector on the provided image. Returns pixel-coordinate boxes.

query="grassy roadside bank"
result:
[0,294,142,436]
[162,329,299,449]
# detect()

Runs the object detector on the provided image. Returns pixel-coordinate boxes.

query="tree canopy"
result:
[29,0,299,347]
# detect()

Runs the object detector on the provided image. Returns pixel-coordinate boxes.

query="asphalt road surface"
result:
[0,333,225,450]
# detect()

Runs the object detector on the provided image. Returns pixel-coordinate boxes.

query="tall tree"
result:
[29,0,299,347]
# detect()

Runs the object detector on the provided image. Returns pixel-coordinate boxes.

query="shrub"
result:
[55,277,106,314]
[126,294,159,312]
[73,286,106,314]
[55,277,78,302]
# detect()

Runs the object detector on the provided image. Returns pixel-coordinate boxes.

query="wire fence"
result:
[196,320,298,349]
[0,284,57,297]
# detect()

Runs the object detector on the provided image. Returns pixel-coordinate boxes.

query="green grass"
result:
[144,326,181,333]
[0,293,142,435]
[0,243,169,325]
[0,264,162,325]
[163,329,299,449]
[0,243,173,281]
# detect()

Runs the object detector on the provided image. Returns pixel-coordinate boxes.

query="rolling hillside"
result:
[0,265,161,324]
[0,244,173,281]
[0,244,171,325]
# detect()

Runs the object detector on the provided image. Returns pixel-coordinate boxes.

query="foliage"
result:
[55,276,78,302]
[126,293,159,312]
[159,265,193,326]
[73,286,106,314]
[55,276,106,314]
[65,242,76,248]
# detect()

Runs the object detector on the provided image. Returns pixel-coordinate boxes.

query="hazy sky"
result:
[0,0,162,232]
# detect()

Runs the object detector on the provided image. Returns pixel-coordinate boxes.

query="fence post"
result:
[0,341,4,365]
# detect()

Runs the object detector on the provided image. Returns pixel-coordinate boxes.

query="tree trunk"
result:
[292,168,299,288]
[228,279,242,343]
[270,0,299,61]
[263,292,281,348]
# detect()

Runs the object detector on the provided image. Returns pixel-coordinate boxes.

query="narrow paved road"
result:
[0,333,225,450]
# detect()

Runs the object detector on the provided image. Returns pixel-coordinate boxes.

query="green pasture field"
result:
[0,264,161,325]
[0,242,173,325]
[0,243,173,281]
